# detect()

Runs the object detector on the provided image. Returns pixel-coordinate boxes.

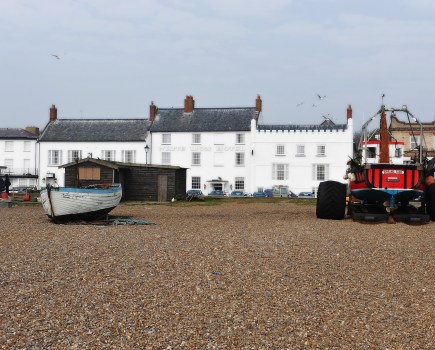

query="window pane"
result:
[236,133,245,144]
[235,177,244,190]
[162,152,171,164]
[162,134,171,144]
[192,176,201,189]
[235,152,245,166]
[276,145,285,155]
[192,134,201,144]
[192,152,201,166]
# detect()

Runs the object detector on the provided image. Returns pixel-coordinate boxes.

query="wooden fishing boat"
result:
[40,184,122,223]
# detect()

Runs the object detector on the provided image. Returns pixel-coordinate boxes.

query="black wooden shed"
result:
[61,158,186,201]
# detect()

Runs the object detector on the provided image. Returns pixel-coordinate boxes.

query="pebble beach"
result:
[0,200,433,349]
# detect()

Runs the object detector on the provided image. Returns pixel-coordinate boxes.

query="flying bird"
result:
[296,101,304,107]
[312,103,317,107]
[317,94,326,100]
[51,54,60,59]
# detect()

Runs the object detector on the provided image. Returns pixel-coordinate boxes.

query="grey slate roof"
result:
[257,123,348,132]
[150,108,258,132]
[0,128,38,139]
[39,119,149,142]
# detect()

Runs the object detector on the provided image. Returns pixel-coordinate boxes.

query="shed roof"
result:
[39,119,149,142]
[60,157,186,170]
[150,108,258,132]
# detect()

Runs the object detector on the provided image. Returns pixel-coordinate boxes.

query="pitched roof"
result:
[150,108,258,132]
[39,119,149,142]
[0,128,38,139]
[60,157,185,170]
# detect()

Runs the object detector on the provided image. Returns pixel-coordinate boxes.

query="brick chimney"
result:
[25,126,40,135]
[50,104,57,122]
[149,101,157,122]
[184,95,195,113]
[255,95,262,112]
[347,105,352,120]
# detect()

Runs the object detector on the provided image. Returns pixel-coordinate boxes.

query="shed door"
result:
[158,175,168,202]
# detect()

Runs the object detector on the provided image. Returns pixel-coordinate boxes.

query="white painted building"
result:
[37,105,150,187]
[0,127,39,188]
[9,97,354,196]
[149,96,354,196]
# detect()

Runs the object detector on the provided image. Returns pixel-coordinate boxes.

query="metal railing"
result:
[0,168,39,176]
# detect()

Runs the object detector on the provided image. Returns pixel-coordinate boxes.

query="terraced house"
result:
[2,96,354,197]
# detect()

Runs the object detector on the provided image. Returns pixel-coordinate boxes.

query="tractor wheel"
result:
[316,181,347,220]
[425,183,435,221]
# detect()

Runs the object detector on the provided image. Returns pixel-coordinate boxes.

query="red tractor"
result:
[316,105,435,224]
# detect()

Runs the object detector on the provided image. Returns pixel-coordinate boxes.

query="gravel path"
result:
[0,200,433,349]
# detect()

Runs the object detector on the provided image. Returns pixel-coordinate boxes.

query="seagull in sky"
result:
[317,94,326,100]
[51,54,60,59]
[312,103,317,107]
[296,101,304,107]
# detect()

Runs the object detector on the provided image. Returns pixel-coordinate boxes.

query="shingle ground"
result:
[0,200,433,349]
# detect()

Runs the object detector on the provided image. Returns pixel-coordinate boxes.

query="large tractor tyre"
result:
[425,183,435,221]
[316,181,347,220]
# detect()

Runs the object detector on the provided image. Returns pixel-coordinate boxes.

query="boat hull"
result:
[40,185,122,222]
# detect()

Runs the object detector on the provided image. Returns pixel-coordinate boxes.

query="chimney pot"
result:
[347,105,352,120]
[184,95,194,113]
[50,104,57,122]
[149,101,157,122]
[255,95,262,112]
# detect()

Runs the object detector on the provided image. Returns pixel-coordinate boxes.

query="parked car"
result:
[288,191,298,198]
[208,190,226,197]
[186,189,203,200]
[252,191,268,198]
[298,192,314,198]
[229,190,245,197]
[264,189,273,197]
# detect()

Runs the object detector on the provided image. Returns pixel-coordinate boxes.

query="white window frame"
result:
[23,141,31,152]
[48,150,62,166]
[296,144,305,157]
[68,150,82,163]
[5,159,13,170]
[235,152,245,166]
[272,163,289,180]
[122,150,136,163]
[162,152,171,165]
[316,145,326,157]
[5,141,13,152]
[235,177,245,190]
[101,150,115,161]
[191,176,201,189]
[162,133,171,144]
[192,133,201,144]
[410,136,420,150]
[236,133,245,144]
[276,144,285,156]
[192,152,201,166]
[313,164,329,181]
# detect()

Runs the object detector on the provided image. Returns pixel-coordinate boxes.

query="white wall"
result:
[0,139,38,188]
[150,118,354,196]
[38,141,148,187]
[251,122,353,195]
[149,131,252,194]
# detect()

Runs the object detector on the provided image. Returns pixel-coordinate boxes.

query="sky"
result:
[1,0,435,130]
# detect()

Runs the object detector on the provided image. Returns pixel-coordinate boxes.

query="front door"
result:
[158,175,168,202]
